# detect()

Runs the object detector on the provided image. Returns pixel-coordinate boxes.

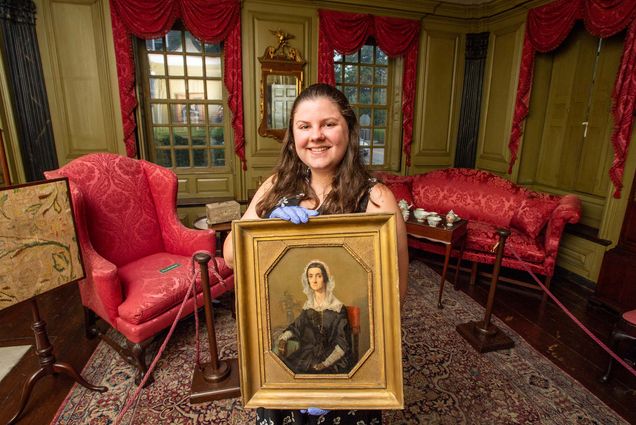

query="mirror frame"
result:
[258,39,306,141]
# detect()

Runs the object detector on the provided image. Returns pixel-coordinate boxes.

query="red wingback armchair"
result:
[44,153,233,384]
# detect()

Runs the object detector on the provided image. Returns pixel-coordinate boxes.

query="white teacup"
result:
[413,208,427,222]
[426,215,442,226]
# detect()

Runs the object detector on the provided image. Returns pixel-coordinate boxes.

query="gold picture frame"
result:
[232,213,403,410]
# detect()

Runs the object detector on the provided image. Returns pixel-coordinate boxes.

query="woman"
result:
[276,260,354,374]
[224,83,408,425]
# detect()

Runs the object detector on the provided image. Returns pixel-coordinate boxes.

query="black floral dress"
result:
[257,182,382,425]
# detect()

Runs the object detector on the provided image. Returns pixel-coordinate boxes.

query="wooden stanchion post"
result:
[190,253,240,403]
[456,229,515,353]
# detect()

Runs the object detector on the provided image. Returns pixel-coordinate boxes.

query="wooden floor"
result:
[1,257,635,425]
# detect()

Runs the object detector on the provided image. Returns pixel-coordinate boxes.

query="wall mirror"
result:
[258,30,306,141]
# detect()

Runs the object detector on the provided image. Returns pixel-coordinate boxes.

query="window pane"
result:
[373,87,387,105]
[151,104,168,124]
[193,149,208,167]
[189,104,203,124]
[344,86,357,103]
[372,148,384,165]
[148,54,165,76]
[210,127,224,146]
[146,38,164,52]
[359,110,371,126]
[359,87,372,104]
[373,109,387,127]
[373,129,386,145]
[153,127,170,146]
[189,80,205,100]
[192,126,206,145]
[334,64,343,84]
[208,105,224,124]
[166,30,182,52]
[212,149,225,166]
[149,78,167,99]
[334,51,343,62]
[345,52,358,63]
[205,57,222,78]
[375,68,388,85]
[167,55,184,76]
[175,149,190,167]
[207,80,223,100]
[361,147,370,164]
[205,43,222,55]
[186,55,203,77]
[169,79,186,99]
[376,49,388,65]
[174,127,189,146]
[344,65,358,84]
[185,32,203,53]
[171,104,186,124]
[361,45,373,64]
[155,149,172,167]
[360,66,373,84]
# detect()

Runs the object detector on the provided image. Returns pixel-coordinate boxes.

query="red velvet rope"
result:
[109,0,246,170]
[509,0,636,198]
[318,10,420,166]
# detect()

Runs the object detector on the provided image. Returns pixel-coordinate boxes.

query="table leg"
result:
[453,234,467,289]
[438,243,452,309]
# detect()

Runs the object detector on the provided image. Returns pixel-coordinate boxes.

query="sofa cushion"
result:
[466,221,545,264]
[511,196,559,239]
[411,168,524,228]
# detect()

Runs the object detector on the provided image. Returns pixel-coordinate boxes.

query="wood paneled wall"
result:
[0,0,632,282]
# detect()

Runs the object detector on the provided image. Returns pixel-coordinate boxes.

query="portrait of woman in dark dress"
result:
[276,260,354,374]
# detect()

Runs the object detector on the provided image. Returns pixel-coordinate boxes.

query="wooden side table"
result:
[406,217,468,308]
[193,217,233,256]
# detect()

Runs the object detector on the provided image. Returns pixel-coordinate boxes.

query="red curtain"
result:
[318,10,420,165]
[509,0,636,197]
[109,0,246,170]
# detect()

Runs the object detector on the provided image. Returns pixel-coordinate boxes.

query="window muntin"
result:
[141,29,227,169]
[335,44,391,167]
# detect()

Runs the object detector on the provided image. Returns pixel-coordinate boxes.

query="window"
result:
[138,29,229,171]
[335,42,395,169]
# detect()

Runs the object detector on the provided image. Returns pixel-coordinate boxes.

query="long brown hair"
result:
[256,83,374,217]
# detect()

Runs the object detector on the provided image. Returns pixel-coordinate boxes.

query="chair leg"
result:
[544,275,552,290]
[469,262,478,286]
[83,307,98,339]
[600,328,636,383]
[127,339,155,387]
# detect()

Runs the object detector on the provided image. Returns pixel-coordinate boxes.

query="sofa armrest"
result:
[544,194,581,258]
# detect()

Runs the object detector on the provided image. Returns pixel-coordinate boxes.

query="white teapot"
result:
[446,210,459,224]
[398,199,412,211]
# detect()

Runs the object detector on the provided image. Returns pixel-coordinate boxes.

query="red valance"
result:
[318,10,421,166]
[109,0,246,170]
[509,0,636,197]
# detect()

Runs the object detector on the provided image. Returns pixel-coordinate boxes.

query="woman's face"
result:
[307,267,326,292]
[292,97,349,175]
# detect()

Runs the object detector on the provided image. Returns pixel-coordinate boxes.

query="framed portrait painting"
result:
[232,213,403,410]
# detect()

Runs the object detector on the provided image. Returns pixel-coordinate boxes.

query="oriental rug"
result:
[51,261,627,424]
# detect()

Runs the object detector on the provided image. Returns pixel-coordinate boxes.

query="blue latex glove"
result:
[269,206,319,224]
[300,408,330,416]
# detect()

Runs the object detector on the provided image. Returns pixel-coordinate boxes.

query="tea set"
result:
[398,199,460,227]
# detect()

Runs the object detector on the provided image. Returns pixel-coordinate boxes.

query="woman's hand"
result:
[269,206,319,224]
[311,362,327,371]
[277,338,287,356]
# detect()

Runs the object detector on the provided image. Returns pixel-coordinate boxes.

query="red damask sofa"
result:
[377,168,581,290]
